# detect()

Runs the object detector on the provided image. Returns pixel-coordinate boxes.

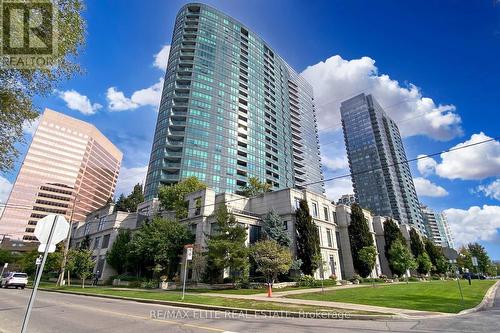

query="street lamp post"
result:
[56,197,79,286]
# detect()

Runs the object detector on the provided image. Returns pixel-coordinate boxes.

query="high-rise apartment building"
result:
[340,93,424,231]
[0,109,122,241]
[421,205,455,249]
[144,3,323,199]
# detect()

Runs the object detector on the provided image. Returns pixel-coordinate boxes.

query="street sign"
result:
[21,214,69,333]
[35,256,42,265]
[3,263,7,268]
[186,247,193,261]
[34,214,69,253]
[472,256,478,267]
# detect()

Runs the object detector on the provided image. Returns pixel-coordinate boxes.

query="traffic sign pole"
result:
[0,263,8,279]
[181,245,193,301]
[21,215,58,333]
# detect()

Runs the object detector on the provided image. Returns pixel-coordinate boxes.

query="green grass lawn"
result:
[37,283,381,315]
[286,280,496,313]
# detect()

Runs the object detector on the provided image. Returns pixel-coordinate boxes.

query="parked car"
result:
[1,272,28,289]
[462,272,486,280]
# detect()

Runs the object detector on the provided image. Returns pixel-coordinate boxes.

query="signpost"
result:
[181,244,193,300]
[21,214,69,333]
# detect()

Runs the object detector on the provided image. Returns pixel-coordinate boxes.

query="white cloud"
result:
[322,155,348,171]
[476,179,500,201]
[301,55,462,141]
[417,154,438,176]
[22,114,41,136]
[413,177,448,197]
[107,78,163,111]
[431,132,500,180]
[57,90,102,115]
[324,177,353,203]
[0,176,13,217]
[444,205,500,247]
[153,44,171,71]
[115,165,148,197]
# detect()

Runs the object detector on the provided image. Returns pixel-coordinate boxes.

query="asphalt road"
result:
[0,287,498,333]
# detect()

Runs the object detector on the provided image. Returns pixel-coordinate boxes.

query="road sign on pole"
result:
[472,256,478,267]
[21,214,68,333]
[34,214,69,253]
[181,244,193,300]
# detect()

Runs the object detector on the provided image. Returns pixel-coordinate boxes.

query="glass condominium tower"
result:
[340,93,424,231]
[144,3,323,199]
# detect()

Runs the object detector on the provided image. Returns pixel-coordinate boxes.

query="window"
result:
[101,234,110,249]
[84,223,91,235]
[249,225,261,244]
[194,197,202,216]
[283,221,288,231]
[318,226,322,245]
[311,202,319,217]
[294,198,301,209]
[329,255,336,275]
[93,236,101,249]
[323,207,329,221]
[97,217,106,231]
[326,229,333,248]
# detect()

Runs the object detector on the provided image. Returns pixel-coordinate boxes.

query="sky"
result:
[1,0,499,258]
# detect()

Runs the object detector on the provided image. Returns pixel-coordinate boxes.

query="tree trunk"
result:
[82,278,85,288]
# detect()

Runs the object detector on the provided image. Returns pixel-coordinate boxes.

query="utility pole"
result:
[57,197,78,286]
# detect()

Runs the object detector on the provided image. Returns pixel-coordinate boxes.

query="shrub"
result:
[141,280,158,289]
[295,275,320,287]
[379,274,387,279]
[350,274,361,283]
[328,274,337,283]
[128,281,142,288]
[408,276,419,282]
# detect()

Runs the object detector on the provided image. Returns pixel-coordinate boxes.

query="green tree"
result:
[115,183,144,213]
[468,242,491,274]
[262,209,290,247]
[130,217,194,278]
[239,177,272,197]
[71,249,95,288]
[80,235,91,250]
[157,177,206,218]
[348,204,376,278]
[295,199,320,275]
[388,239,417,279]
[416,252,433,275]
[251,240,292,288]
[409,229,425,258]
[358,246,378,278]
[205,204,249,284]
[106,230,132,274]
[0,0,86,174]
[424,238,447,274]
[383,219,406,275]
[0,249,16,267]
[114,193,128,212]
[456,246,473,271]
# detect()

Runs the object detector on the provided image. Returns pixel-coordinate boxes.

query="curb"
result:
[37,288,395,321]
[457,280,499,316]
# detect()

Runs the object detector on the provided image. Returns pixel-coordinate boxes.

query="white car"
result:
[1,272,28,289]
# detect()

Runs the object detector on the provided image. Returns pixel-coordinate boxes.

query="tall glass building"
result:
[0,109,122,240]
[144,3,323,199]
[340,93,424,231]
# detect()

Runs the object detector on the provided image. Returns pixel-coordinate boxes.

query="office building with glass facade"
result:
[144,3,323,199]
[340,93,424,231]
[0,109,122,241]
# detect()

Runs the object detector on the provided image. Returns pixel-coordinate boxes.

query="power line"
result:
[1,135,497,226]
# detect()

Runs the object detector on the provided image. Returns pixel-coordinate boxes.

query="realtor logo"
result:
[0,0,57,68]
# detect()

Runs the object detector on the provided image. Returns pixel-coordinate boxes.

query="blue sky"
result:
[1,0,499,258]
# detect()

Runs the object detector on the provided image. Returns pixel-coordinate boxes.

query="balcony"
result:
[165,150,183,158]
[167,130,185,137]
[161,173,180,181]
[163,162,181,169]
